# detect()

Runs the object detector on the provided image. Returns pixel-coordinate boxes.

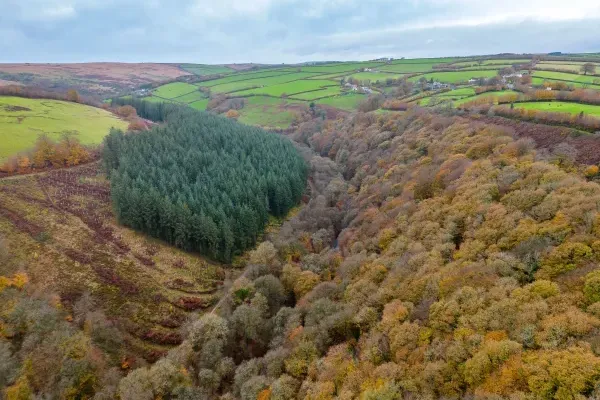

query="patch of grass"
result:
[378,63,439,73]
[196,69,293,87]
[173,90,206,104]
[0,96,128,161]
[153,82,199,99]
[342,72,406,82]
[235,79,338,97]
[408,70,499,83]
[189,99,209,111]
[316,93,366,111]
[289,87,343,100]
[511,101,600,117]
[532,71,600,84]
[237,96,301,128]
[295,62,386,73]
[451,90,520,106]
[208,72,318,94]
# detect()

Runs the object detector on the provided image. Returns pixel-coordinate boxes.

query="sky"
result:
[1,0,600,64]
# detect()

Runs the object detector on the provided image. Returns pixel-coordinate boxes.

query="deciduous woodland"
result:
[6,106,600,399]
[103,106,307,261]
[106,109,600,400]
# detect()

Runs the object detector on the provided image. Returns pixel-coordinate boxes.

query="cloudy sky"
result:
[1,0,599,64]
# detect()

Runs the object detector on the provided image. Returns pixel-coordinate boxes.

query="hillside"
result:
[0,96,128,161]
[108,109,600,399]
[118,54,600,129]
[0,63,191,96]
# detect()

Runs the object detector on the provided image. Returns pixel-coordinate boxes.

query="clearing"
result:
[511,101,600,117]
[0,96,128,160]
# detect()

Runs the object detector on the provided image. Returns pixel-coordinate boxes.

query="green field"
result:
[196,70,294,87]
[237,96,300,128]
[390,57,461,64]
[409,70,499,83]
[437,87,476,97]
[511,101,600,117]
[234,79,338,97]
[153,82,199,99]
[533,71,600,85]
[378,63,439,73]
[180,64,234,76]
[453,90,520,106]
[531,77,600,90]
[452,59,530,67]
[189,99,209,110]
[316,93,366,111]
[0,96,128,160]
[207,72,318,94]
[295,62,385,73]
[342,72,406,82]
[289,86,343,100]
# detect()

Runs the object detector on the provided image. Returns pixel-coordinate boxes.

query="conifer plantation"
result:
[102,105,307,261]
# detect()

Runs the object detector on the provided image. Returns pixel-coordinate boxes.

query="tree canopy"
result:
[103,105,307,261]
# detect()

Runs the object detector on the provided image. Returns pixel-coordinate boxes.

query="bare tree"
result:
[581,63,597,76]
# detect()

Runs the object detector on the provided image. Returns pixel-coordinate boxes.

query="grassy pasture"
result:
[378,63,439,73]
[208,72,318,94]
[196,69,293,87]
[296,62,385,73]
[233,79,338,97]
[533,71,600,84]
[343,72,406,82]
[511,101,600,117]
[389,57,460,64]
[237,96,300,128]
[173,90,206,103]
[316,93,366,111]
[409,70,499,83]
[180,64,233,76]
[288,86,342,100]
[537,62,600,73]
[531,77,600,90]
[452,90,521,106]
[0,96,128,160]
[153,82,199,99]
[452,59,530,67]
[438,87,476,97]
[189,99,209,111]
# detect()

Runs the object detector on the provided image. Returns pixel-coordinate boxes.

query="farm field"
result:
[316,93,366,111]
[296,62,385,73]
[0,164,224,360]
[236,96,301,128]
[342,71,406,82]
[533,71,600,84]
[0,96,128,160]
[409,70,499,83]
[233,79,338,97]
[452,59,530,67]
[378,63,440,73]
[152,82,200,98]
[531,77,600,90]
[453,90,520,106]
[189,99,209,110]
[207,72,318,94]
[511,101,600,117]
[289,86,343,100]
[196,69,294,87]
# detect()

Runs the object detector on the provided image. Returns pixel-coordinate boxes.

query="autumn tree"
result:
[66,89,80,103]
